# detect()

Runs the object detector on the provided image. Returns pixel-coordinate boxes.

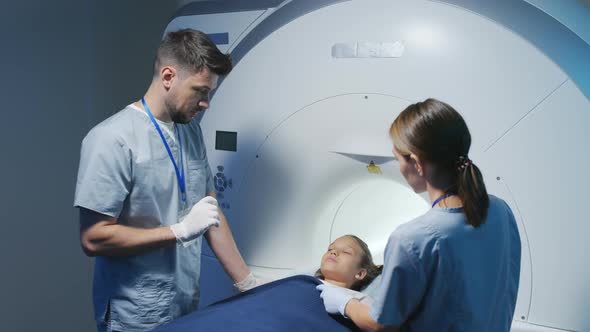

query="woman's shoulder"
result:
[388,208,475,259]
[381,214,450,275]
[488,194,506,206]
[395,208,463,238]
[385,212,449,259]
[392,215,434,239]
[486,195,517,222]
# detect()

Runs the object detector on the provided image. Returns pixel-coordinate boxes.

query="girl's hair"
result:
[390,98,489,227]
[315,235,383,291]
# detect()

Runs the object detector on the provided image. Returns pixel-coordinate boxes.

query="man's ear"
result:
[355,269,368,280]
[160,66,177,90]
[410,153,424,177]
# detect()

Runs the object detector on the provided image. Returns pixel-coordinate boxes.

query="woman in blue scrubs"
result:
[317,98,521,332]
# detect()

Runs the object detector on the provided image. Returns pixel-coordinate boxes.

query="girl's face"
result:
[320,236,366,287]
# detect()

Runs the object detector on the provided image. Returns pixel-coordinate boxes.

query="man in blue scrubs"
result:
[74,29,257,332]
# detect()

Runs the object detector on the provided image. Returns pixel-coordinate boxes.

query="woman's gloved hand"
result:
[170,196,220,247]
[316,283,366,317]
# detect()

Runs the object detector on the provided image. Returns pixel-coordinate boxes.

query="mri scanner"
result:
[164,0,590,331]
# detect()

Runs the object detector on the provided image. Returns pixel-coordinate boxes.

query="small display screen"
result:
[207,32,229,45]
[215,131,237,152]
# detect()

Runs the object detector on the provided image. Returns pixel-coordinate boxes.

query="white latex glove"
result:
[316,283,366,317]
[234,272,270,292]
[170,196,220,247]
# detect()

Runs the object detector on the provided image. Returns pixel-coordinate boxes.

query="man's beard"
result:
[171,110,192,124]
[165,99,200,124]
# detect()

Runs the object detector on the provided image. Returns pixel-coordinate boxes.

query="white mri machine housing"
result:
[165,1,590,331]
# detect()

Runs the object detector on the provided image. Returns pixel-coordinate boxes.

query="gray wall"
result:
[0,1,180,331]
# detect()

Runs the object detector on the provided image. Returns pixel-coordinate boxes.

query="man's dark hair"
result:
[154,29,232,77]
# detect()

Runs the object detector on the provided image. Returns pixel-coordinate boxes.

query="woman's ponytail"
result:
[456,156,489,227]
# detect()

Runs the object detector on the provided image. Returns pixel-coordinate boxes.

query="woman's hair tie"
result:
[456,155,472,172]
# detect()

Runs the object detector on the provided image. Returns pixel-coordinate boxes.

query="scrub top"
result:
[74,104,215,332]
[369,195,521,332]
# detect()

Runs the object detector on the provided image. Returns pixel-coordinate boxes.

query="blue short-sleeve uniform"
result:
[370,195,521,331]
[74,105,215,331]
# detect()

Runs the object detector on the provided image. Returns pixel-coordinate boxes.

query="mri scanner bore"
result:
[173,1,589,331]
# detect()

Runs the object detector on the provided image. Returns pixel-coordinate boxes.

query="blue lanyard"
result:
[431,192,455,208]
[141,98,186,202]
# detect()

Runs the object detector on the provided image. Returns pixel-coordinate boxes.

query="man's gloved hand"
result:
[234,272,271,292]
[316,283,366,317]
[170,196,220,247]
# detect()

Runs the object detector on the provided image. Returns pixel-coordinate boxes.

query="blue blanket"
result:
[152,275,360,332]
